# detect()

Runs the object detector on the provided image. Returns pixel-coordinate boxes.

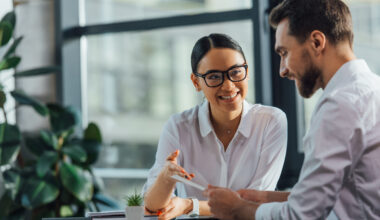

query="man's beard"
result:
[297,51,322,98]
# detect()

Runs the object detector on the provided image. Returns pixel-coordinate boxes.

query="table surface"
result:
[43,216,218,220]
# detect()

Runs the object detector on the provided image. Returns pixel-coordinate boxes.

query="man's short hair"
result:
[269,0,354,46]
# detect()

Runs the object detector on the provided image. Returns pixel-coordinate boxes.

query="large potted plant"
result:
[0,11,119,219]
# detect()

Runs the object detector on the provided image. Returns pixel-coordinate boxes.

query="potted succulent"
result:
[124,191,144,220]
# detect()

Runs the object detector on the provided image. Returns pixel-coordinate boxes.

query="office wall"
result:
[14,0,57,132]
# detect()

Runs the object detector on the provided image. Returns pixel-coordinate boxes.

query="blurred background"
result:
[1,0,379,208]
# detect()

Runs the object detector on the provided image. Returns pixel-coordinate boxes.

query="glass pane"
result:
[85,20,254,204]
[84,0,252,25]
[349,0,380,75]
[302,0,380,143]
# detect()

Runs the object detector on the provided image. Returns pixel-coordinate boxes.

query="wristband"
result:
[187,198,199,217]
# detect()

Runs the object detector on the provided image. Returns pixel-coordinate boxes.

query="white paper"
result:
[171,174,206,191]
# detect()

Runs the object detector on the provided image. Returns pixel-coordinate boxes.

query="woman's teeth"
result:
[220,93,238,100]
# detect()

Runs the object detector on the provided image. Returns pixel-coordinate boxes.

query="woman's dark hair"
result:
[190,33,246,73]
[269,0,353,46]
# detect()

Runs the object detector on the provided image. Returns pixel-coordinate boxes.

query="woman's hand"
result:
[159,150,195,184]
[157,197,193,220]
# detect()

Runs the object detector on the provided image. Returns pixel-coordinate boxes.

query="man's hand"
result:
[156,197,193,220]
[204,185,259,220]
[238,189,290,203]
[237,189,267,203]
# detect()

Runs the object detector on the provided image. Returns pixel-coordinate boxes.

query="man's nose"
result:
[279,61,289,78]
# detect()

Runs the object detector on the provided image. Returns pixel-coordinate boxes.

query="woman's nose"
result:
[220,75,235,89]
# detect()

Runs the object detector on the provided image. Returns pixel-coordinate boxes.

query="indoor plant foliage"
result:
[125,192,144,220]
[0,11,118,219]
[125,192,143,207]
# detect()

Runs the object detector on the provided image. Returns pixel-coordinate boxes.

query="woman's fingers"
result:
[167,163,193,180]
[163,150,196,180]
[166,149,180,162]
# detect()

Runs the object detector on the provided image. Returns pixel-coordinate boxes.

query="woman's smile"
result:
[219,91,239,101]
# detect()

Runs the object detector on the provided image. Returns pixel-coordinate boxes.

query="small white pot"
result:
[125,206,144,220]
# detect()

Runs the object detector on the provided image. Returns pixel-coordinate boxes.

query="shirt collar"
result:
[323,59,370,96]
[198,100,252,138]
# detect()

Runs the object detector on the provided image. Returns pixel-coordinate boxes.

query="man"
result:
[204,0,380,219]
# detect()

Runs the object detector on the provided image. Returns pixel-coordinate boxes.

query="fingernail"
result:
[181,170,185,173]
[157,211,162,216]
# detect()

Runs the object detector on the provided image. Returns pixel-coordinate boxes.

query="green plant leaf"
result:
[84,122,102,142]
[36,151,58,178]
[3,36,22,59]
[81,140,102,165]
[0,21,13,46]
[62,144,87,163]
[60,205,74,217]
[59,162,93,202]
[14,66,61,77]
[0,191,14,218]
[10,90,49,116]
[47,103,80,134]
[40,130,59,150]
[3,168,22,200]
[125,193,143,206]
[20,176,59,208]
[0,90,6,108]
[1,11,16,29]
[0,123,21,165]
[23,133,52,156]
[0,56,21,71]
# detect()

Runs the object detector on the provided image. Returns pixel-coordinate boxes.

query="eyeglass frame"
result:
[193,64,248,87]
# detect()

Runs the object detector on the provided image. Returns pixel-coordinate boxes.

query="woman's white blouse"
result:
[142,100,287,200]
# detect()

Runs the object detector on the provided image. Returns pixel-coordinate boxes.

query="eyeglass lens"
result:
[205,66,246,87]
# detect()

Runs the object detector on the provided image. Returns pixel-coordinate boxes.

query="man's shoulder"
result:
[329,72,380,106]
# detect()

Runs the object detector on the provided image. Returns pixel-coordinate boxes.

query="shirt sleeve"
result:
[256,97,361,219]
[249,109,288,190]
[142,116,180,196]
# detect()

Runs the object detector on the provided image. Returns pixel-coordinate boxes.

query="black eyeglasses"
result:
[193,64,248,87]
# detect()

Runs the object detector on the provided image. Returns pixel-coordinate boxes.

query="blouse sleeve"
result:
[141,116,180,196]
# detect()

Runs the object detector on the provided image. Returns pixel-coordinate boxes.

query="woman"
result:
[142,33,287,219]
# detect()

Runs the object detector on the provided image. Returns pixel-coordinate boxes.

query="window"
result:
[84,0,252,25]
[46,0,267,205]
[86,21,254,202]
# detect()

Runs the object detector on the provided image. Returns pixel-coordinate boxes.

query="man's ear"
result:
[309,30,326,56]
[191,73,201,91]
